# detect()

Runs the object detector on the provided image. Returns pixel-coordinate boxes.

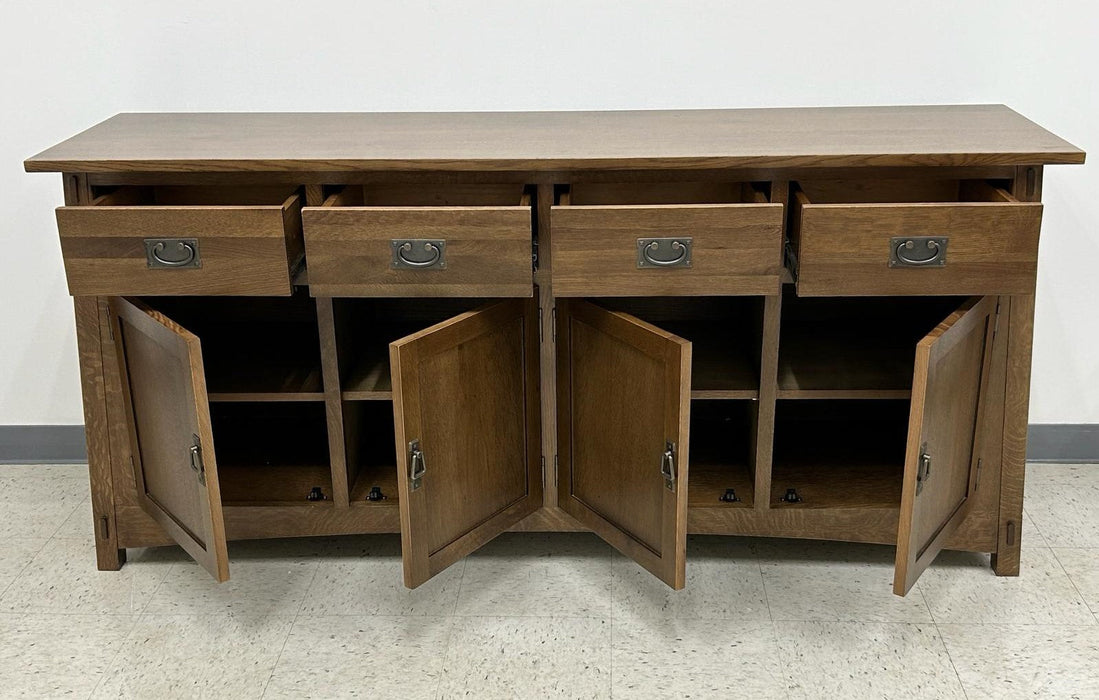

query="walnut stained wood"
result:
[28,107,1084,597]
[894,296,997,594]
[792,182,1043,297]
[557,300,691,589]
[56,188,302,296]
[303,186,533,297]
[551,184,783,296]
[25,106,1083,173]
[391,299,541,587]
[108,298,229,581]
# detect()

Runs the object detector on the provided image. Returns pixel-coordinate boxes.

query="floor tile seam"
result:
[85,610,143,699]
[931,619,971,700]
[0,537,50,604]
[1048,547,1099,620]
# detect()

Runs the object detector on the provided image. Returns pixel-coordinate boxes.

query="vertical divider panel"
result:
[316,296,350,508]
[535,184,557,510]
[752,180,787,510]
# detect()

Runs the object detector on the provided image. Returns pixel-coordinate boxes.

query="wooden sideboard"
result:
[24,106,1085,595]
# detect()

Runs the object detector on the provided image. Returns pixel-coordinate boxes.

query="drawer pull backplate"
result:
[145,238,200,269]
[637,238,692,268]
[889,236,948,268]
[392,239,447,270]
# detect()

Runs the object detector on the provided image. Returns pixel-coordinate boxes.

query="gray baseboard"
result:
[1027,424,1099,463]
[0,425,87,464]
[0,423,1097,465]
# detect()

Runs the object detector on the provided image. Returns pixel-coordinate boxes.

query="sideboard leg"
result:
[993,293,1035,577]
[74,296,125,572]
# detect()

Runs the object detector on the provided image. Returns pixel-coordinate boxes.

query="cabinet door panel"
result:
[894,296,997,595]
[391,299,541,588]
[109,298,229,582]
[557,300,691,589]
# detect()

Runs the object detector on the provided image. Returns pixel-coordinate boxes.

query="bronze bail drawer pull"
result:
[392,239,447,270]
[637,238,693,268]
[889,236,948,268]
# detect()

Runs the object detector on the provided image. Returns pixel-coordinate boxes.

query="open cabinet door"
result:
[391,299,541,588]
[894,296,998,595]
[557,300,692,589]
[109,298,229,582]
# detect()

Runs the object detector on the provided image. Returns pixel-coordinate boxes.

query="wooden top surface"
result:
[24,105,1084,173]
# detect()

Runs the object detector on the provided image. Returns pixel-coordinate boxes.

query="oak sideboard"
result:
[24,106,1084,595]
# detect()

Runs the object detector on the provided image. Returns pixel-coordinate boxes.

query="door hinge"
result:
[105,307,115,342]
[538,307,544,343]
[551,307,557,342]
[993,299,1002,338]
[553,454,558,485]
[541,455,546,488]
[974,457,983,492]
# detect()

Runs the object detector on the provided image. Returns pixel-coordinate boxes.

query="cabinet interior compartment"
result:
[792,178,1016,205]
[327,183,528,207]
[90,184,300,207]
[777,292,967,399]
[771,400,909,510]
[209,402,333,506]
[141,294,323,400]
[595,297,764,399]
[332,298,488,400]
[688,400,755,507]
[565,181,769,205]
[344,401,399,506]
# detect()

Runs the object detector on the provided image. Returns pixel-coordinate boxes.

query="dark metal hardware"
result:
[719,488,740,503]
[307,487,326,501]
[889,236,948,268]
[637,238,692,268]
[409,439,426,490]
[781,488,802,504]
[391,239,446,269]
[916,445,932,494]
[145,238,200,269]
[366,486,386,502]
[660,441,676,491]
[189,435,206,486]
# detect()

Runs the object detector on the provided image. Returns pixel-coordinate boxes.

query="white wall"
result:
[1,0,1095,425]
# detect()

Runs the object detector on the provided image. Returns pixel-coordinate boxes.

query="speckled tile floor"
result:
[1,462,1098,699]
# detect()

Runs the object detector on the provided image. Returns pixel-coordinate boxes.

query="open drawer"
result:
[790,179,1043,296]
[56,186,302,296]
[302,184,533,297]
[550,182,784,296]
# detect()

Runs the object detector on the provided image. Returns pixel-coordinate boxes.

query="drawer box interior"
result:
[566,181,769,205]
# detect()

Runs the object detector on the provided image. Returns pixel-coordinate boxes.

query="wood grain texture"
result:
[391,299,541,587]
[794,186,1043,297]
[109,297,229,581]
[557,300,691,589]
[56,191,301,296]
[315,297,350,507]
[550,192,783,297]
[73,297,125,570]
[894,296,997,595]
[303,186,533,297]
[24,106,1084,173]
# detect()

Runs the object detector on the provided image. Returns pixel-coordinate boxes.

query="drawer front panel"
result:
[302,207,533,297]
[796,202,1043,296]
[56,202,301,296]
[550,204,784,296]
